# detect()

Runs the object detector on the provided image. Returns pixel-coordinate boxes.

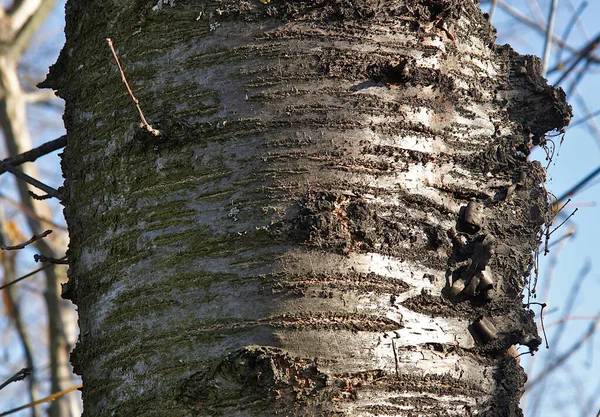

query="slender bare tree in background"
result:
[0,1,78,416]
[37,0,572,415]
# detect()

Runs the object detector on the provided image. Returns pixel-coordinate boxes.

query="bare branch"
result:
[0,192,67,230]
[555,32,600,86]
[29,190,54,200]
[547,314,600,328]
[0,159,61,199]
[1,229,52,250]
[566,58,591,95]
[0,262,56,291]
[0,383,82,416]
[0,367,33,391]
[7,0,42,32]
[546,227,575,249]
[526,313,600,389]
[548,208,577,236]
[488,0,498,23]
[33,254,68,264]
[555,165,600,204]
[106,38,160,136]
[9,0,59,59]
[570,108,600,129]
[24,90,58,103]
[487,0,600,64]
[527,0,546,25]
[555,1,588,66]
[0,135,66,175]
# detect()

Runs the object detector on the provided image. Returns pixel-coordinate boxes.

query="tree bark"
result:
[43,0,571,415]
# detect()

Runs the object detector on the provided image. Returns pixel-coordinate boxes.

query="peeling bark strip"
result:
[46,0,571,416]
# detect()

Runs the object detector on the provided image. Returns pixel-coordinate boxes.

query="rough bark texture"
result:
[44,0,571,416]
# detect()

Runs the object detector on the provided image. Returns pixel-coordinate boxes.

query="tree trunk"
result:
[43,0,571,415]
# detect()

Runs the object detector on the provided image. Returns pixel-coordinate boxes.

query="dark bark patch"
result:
[269,312,402,332]
[388,372,485,398]
[475,140,529,175]
[368,59,456,90]
[497,46,572,145]
[482,356,526,417]
[291,191,415,255]
[178,346,327,411]
[214,0,463,23]
[367,59,414,86]
[207,0,381,22]
[404,0,464,23]
[401,291,483,318]
[268,271,410,296]
[317,49,456,90]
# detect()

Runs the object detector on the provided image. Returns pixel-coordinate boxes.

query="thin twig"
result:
[33,254,68,264]
[0,367,33,391]
[1,230,52,251]
[582,379,600,417]
[0,159,61,199]
[554,32,600,86]
[0,193,67,231]
[573,90,600,152]
[106,38,160,136]
[528,302,549,349]
[491,0,600,64]
[526,313,600,389]
[0,136,66,176]
[525,231,569,379]
[0,262,57,291]
[547,314,600,328]
[526,250,590,416]
[543,198,571,255]
[0,383,83,416]
[555,1,588,67]
[546,228,575,249]
[567,58,591,96]
[569,107,600,129]
[28,191,53,200]
[556,165,600,204]
[548,208,577,236]
[527,0,546,24]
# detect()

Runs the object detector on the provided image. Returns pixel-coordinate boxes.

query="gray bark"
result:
[43,0,571,415]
